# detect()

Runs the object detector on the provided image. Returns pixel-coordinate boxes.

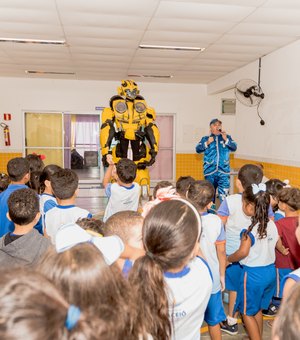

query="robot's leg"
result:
[116,138,129,158]
[131,139,146,161]
[130,140,151,199]
[135,168,150,199]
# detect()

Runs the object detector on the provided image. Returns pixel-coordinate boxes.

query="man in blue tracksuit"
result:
[196,118,237,203]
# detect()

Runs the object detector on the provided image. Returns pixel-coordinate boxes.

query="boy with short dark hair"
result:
[103,157,140,222]
[0,173,10,193]
[44,168,92,244]
[0,188,51,267]
[0,157,30,237]
[176,176,195,198]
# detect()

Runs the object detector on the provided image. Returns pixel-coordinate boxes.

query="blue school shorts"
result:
[225,262,243,292]
[204,290,227,326]
[275,268,292,298]
[235,264,276,316]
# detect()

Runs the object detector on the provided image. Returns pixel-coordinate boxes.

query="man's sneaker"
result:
[262,304,278,317]
[220,320,238,335]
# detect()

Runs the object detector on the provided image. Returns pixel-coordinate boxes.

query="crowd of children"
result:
[0,155,299,340]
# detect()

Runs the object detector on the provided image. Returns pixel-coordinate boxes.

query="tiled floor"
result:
[201,316,273,339]
[75,196,107,218]
[73,167,102,181]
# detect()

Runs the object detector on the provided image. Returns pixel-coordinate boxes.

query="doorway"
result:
[24,112,175,184]
[150,114,175,182]
[24,112,101,182]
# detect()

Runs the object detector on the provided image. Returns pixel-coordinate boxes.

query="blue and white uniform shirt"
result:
[218,194,275,256]
[165,257,213,340]
[103,182,140,222]
[200,213,226,294]
[39,193,57,231]
[281,267,300,292]
[218,194,251,255]
[240,220,278,267]
[45,205,92,244]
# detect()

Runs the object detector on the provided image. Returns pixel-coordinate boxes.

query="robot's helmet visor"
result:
[125,88,138,100]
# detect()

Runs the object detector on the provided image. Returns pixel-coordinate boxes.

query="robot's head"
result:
[118,80,139,100]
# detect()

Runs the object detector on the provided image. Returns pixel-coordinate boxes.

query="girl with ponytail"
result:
[37,243,138,339]
[129,199,213,340]
[227,183,279,340]
[0,268,111,340]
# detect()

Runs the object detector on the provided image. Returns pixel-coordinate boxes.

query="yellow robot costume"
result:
[100,80,160,190]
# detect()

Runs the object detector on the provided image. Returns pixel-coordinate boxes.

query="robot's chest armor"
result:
[113,100,147,125]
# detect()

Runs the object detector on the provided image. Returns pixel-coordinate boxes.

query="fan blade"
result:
[236,88,246,96]
[253,91,264,99]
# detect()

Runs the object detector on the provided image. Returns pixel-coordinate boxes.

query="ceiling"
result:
[0,0,300,84]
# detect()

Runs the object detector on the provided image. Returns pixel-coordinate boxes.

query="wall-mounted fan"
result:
[234,79,264,107]
[234,58,266,125]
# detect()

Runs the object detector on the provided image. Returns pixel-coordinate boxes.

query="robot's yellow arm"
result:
[100,107,115,157]
[145,106,156,123]
[144,107,160,165]
[145,123,159,153]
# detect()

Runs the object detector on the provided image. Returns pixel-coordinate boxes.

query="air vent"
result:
[221,99,236,115]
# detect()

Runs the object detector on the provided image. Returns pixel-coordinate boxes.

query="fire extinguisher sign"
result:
[4,113,11,121]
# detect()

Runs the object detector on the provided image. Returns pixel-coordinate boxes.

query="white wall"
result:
[0,77,235,154]
[2,35,300,167]
[208,39,300,167]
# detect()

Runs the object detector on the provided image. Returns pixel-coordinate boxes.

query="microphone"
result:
[218,128,222,132]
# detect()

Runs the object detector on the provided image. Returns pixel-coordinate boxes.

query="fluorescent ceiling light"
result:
[0,38,66,45]
[128,74,173,79]
[139,44,205,52]
[25,70,75,75]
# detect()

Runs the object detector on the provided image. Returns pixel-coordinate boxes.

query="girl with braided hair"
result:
[227,183,279,340]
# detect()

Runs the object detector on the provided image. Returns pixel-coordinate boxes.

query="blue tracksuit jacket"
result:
[195,134,237,176]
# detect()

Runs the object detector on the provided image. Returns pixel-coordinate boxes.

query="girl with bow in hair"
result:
[227,183,280,340]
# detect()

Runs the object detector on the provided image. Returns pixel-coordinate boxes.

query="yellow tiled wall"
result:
[176,154,204,180]
[176,154,300,188]
[0,153,22,173]
[1,152,299,189]
[232,158,300,189]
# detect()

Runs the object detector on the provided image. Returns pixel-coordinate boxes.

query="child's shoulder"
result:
[218,193,242,216]
[226,193,242,203]
[266,219,278,235]
[203,213,222,225]
[276,215,296,226]
[192,256,213,281]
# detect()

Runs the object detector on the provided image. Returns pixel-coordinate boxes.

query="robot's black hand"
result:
[148,158,155,166]
[148,150,157,166]
[137,162,147,170]
[102,155,109,168]
[135,130,145,140]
